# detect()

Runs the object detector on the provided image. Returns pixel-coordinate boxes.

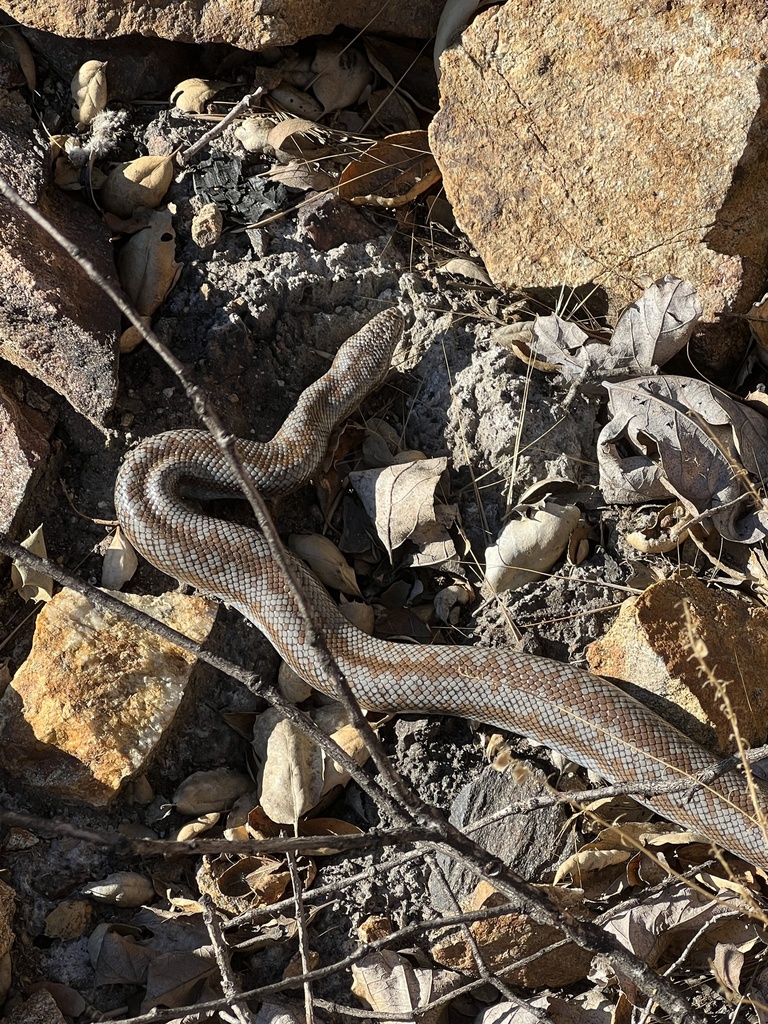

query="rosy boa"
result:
[115,308,768,870]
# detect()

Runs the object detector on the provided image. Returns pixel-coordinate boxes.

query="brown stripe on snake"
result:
[115,308,768,870]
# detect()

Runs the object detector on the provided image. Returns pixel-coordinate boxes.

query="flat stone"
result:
[0,589,217,806]
[3,1,444,50]
[586,575,768,753]
[430,0,768,371]
[0,88,120,427]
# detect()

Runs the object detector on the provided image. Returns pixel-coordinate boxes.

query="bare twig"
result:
[178,89,265,165]
[200,894,255,1024]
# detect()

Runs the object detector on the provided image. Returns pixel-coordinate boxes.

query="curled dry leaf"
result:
[277,660,312,702]
[234,114,277,154]
[197,850,316,913]
[598,375,768,544]
[117,206,181,321]
[484,502,580,594]
[339,130,441,207]
[440,258,493,286]
[172,768,255,815]
[434,582,473,624]
[170,78,229,113]
[81,871,155,907]
[288,533,362,596]
[101,526,138,589]
[625,502,692,554]
[495,275,701,384]
[174,812,220,842]
[71,59,107,127]
[101,155,174,218]
[309,40,373,112]
[11,525,53,603]
[268,83,324,120]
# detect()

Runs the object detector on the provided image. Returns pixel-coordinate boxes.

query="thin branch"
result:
[200,894,255,1024]
[178,89,265,165]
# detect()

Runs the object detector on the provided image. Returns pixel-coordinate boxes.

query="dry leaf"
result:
[496,275,701,384]
[141,947,218,1011]
[598,376,768,544]
[117,206,182,317]
[81,871,154,907]
[101,526,138,589]
[484,502,580,594]
[747,290,768,367]
[172,769,255,815]
[1,28,36,91]
[235,115,278,153]
[101,155,174,217]
[255,705,369,825]
[266,161,334,191]
[268,84,324,120]
[71,59,107,126]
[288,533,362,596]
[434,582,473,624]
[170,78,229,113]
[174,812,220,842]
[309,40,372,112]
[440,258,493,285]
[260,717,324,824]
[602,881,752,970]
[349,457,447,559]
[339,130,441,207]
[88,923,152,985]
[366,87,420,134]
[351,950,460,1024]
[11,525,53,603]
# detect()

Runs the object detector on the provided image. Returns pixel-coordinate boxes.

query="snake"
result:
[115,308,768,871]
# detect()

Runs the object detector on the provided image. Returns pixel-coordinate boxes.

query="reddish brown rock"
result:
[0,88,120,427]
[0,589,217,806]
[431,879,592,988]
[3,1,444,50]
[587,575,768,753]
[430,0,768,371]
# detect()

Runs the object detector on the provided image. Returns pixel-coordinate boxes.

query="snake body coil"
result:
[115,309,768,870]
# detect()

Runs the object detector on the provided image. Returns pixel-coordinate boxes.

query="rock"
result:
[0,89,121,427]
[430,0,768,373]
[430,764,573,911]
[431,879,593,988]
[0,588,217,806]
[6,990,66,1024]
[0,383,52,534]
[4,1,444,50]
[586,575,768,753]
[297,192,379,252]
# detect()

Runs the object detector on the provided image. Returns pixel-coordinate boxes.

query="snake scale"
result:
[115,308,768,870]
